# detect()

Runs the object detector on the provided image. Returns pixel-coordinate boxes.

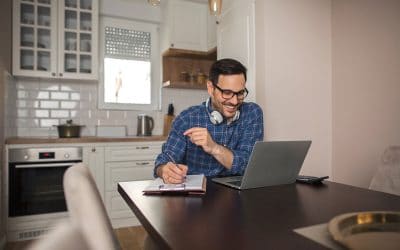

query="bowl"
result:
[328,211,400,250]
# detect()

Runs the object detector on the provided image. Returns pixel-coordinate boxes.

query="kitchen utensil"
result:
[163,103,175,136]
[137,114,154,136]
[328,211,400,250]
[54,119,85,138]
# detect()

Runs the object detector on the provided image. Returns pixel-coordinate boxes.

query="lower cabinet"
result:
[103,141,163,228]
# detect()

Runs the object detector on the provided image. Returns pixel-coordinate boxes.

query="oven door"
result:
[9,161,81,217]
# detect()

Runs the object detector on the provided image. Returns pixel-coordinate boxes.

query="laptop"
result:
[212,140,312,190]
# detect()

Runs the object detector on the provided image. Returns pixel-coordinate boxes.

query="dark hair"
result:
[208,58,247,85]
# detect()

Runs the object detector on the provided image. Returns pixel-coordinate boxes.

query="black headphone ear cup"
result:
[210,111,223,125]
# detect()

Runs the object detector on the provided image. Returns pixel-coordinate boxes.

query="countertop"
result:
[5,135,167,145]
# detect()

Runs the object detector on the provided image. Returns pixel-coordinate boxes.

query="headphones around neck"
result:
[205,98,240,125]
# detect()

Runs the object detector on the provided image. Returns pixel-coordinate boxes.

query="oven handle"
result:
[14,162,79,169]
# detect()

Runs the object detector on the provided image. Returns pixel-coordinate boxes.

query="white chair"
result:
[28,163,120,250]
[369,146,400,196]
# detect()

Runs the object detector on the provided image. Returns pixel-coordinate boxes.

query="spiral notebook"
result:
[143,174,206,195]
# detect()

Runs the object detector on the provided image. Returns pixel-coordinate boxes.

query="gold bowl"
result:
[328,211,400,249]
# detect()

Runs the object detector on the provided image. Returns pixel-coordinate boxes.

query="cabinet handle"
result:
[136,146,150,150]
[92,147,96,152]
[52,72,56,76]
[136,162,150,166]
[170,43,174,47]
[59,73,63,77]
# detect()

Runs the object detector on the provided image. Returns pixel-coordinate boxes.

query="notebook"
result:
[212,140,312,190]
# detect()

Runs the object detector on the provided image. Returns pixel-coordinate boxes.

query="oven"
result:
[8,147,82,217]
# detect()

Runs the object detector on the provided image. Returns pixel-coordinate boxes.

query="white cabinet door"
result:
[165,0,208,51]
[82,145,105,199]
[57,0,98,80]
[13,0,58,78]
[217,0,256,102]
[12,0,98,80]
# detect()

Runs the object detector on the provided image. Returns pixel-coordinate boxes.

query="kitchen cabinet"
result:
[12,0,98,80]
[162,0,216,52]
[82,145,105,199]
[162,48,217,90]
[103,141,163,228]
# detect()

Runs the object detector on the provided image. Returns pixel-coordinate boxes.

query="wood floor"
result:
[4,226,148,250]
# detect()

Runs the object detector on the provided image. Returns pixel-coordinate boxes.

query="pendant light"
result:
[209,0,222,16]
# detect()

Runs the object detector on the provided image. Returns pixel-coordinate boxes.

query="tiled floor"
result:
[4,226,148,250]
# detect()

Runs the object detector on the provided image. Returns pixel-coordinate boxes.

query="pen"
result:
[165,152,186,179]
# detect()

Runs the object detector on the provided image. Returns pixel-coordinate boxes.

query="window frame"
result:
[98,16,160,110]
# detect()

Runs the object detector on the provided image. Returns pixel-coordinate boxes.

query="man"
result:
[154,58,264,184]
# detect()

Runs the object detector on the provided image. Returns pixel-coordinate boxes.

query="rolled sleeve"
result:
[229,104,264,175]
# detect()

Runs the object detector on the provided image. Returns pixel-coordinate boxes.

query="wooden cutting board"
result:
[163,115,175,136]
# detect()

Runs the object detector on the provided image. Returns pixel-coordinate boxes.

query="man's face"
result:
[207,74,246,121]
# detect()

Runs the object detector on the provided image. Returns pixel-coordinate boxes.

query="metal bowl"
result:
[328,211,400,250]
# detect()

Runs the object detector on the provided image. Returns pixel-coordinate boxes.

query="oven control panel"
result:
[9,147,82,162]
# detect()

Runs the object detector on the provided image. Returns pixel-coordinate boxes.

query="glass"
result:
[21,3,34,25]
[65,0,77,8]
[65,32,77,51]
[80,0,92,10]
[37,28,50,49]
[213,84,249,100]
[37,6,51,26]
[80,33,91,52]
[37,51,50,71]
[65,53,77,72]
[21,50,34,70]
[80,12,92,31]
[79,55,91,73]
[21,27,34,47]
[65,10,77,29]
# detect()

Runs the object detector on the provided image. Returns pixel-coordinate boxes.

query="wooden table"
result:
[118,180,400,250]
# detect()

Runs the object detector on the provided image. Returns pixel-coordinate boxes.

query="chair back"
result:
[63,163,120,250]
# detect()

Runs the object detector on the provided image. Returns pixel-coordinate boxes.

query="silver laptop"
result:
[212,140,312,190]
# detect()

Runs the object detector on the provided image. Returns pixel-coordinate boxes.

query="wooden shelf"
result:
[162,47,217,90]
[163,81,207,90]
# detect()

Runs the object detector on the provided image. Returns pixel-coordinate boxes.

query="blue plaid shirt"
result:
[154,101,264,177]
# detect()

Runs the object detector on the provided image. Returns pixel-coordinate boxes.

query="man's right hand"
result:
[157,163,188,184]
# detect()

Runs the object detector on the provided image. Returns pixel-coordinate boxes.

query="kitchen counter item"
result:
[163,103,175,136]
[54,119,85,138]
[137,114,154,136]
[328,211,400,250]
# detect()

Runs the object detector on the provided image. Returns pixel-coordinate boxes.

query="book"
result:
[143,174,206,195]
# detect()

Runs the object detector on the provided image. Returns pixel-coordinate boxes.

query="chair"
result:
[28,163,120,250]
[369,146,400,196]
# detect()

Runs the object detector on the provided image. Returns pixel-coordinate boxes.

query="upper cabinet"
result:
[12,0,98,80]
[161,0,216,52]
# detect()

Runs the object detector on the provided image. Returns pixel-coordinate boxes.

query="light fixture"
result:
[209,0,222,16]
[148,0,160,6]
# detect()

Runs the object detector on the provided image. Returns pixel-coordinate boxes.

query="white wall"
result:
[332,0,400,187]
[255,0,332,177]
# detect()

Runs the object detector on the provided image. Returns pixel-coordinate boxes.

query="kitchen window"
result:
[98,17,160,110]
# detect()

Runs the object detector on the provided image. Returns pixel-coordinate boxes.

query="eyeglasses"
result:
[213,84,249,100]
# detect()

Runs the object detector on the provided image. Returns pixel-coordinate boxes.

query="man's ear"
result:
[207,80,214,96]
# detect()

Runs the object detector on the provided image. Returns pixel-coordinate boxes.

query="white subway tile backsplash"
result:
[51,110,69,118]
[51,92,69,100]
[70,92,80,100]
[40,119,59,127]
[40,100,59,109]
[34,110,49,118]
[61,101,78,109]
[8,78,206,138]
[31,90,50,99]
[17,109,29,117]
[39,81,59,91]
[17,90,28,99]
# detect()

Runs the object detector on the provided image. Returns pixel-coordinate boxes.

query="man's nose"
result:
[229,94,239,105]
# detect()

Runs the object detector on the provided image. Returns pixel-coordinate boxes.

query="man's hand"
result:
[157,163,188,184]
[183,127,218,154]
